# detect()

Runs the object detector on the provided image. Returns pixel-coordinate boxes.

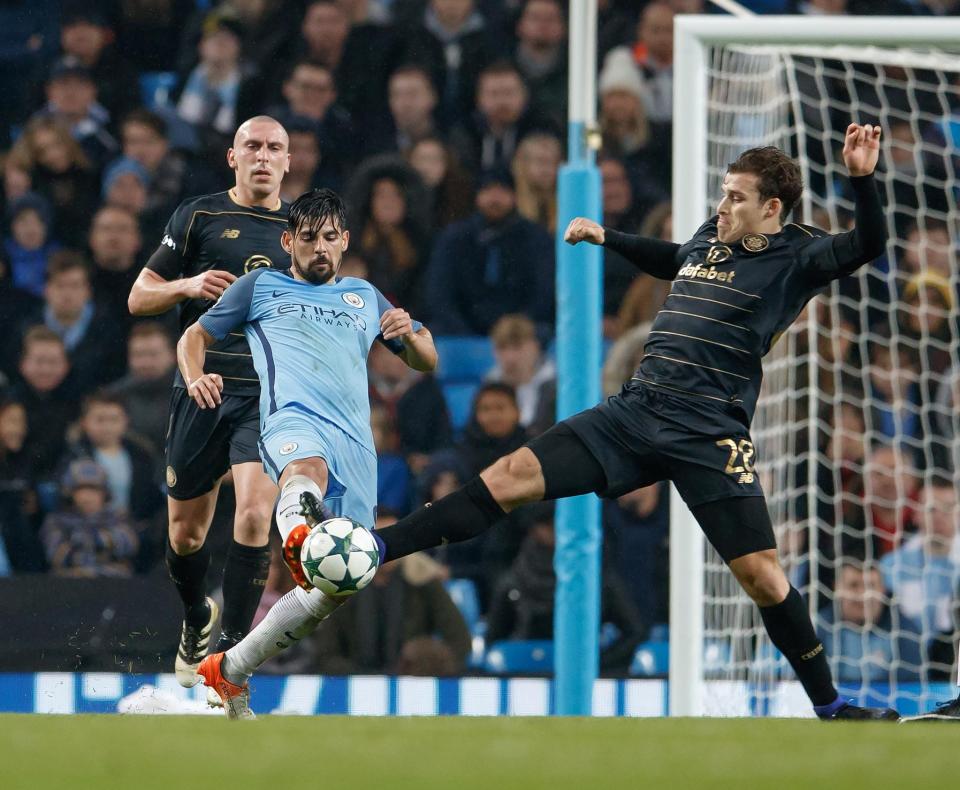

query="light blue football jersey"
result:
[198,268,418,452]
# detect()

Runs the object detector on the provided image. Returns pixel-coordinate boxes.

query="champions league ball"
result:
[300,517,380,596]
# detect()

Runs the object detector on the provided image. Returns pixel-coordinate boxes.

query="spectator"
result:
[40,458,139,578]
[424,166,554,336]
[120,110,191,215]
[24,251,126,395]
[7,116,98,248]
[486,501,645,673]
[346,155,432,309]
[107,322,177,458]
[450,60,544,173]
[485,314,555,435]
[601,321,652,398]
[176,11,248,139]
[114,0,198,72]
[858,443,920,556]
[55,10,140,123]
[404,0,495,128]
[511,131,561,232]
[3,192,60,299]
[0,398,45,572]
[865,330,922,445]
[269,60,356,188]
[371,403,412,517]
[311,511,471,674]
[36,55,119,168]
[279,123,323,202]
[87,205,147,337]
[611,1,674,124]
[367,340,452,475]
[457,382,528,477]
[898,272,954,382]
[366,65,441,157]
[597,50,670,194]
[406,136,475,229]
[604,483,670,624]
[11,327,78,479]
[62,391,163,525]
[897,220,952,282]
[512,0,567,128]
[292,0,400,131]
[880,475,960,674]
[816,559,924,684]
[101,156,165,242]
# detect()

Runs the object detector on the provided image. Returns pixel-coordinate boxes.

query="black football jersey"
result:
[603,175,885,427]
[145,190,290,396]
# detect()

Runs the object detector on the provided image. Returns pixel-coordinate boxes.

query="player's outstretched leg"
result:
[693,497,899,721]
[197,652,255,720]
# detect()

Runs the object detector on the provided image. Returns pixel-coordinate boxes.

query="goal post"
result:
[670,15,960,717]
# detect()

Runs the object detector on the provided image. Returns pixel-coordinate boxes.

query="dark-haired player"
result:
[176,188,435,718]
[372,123,899,720]
[128,116,290,691]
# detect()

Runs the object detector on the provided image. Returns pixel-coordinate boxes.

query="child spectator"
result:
[40,458,138,577]
[485,314,555,435]
[3,192,60,298]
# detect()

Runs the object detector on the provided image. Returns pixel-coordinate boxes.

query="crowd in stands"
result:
[0,0,958,679]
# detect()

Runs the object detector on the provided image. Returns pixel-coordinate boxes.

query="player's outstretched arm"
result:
[563,216,683,281]
[381,307,438,372]
[128,264,238,315]
[177,323,223,409]
[801,123,886,282]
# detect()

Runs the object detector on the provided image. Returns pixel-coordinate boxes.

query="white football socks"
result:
[274,474,325,542]
[222,586,344,685]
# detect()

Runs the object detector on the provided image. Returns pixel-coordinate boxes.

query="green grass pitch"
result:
[0,714,955,789]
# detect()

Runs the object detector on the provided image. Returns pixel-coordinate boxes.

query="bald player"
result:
[129,116,292,690]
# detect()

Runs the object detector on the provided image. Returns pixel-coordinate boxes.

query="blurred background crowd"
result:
[0,0,959,681]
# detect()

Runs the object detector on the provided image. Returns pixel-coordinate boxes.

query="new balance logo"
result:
[221,228,240,239]
[737,472,754,484]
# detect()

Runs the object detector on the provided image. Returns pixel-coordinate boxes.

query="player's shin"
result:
[215,540,271,652]
[275,474,326,541]
[222,586,344,685]
[373,476,507,563]
[758,586,838,709]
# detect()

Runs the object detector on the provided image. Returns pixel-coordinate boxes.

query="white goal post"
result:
[670,15,960,717]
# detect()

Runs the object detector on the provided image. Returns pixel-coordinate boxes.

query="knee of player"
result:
[484,449,544,506]
[233,503,273,539]
[734,553,788,605]
[168,526,206,555]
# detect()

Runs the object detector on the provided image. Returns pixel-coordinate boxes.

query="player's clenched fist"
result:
[563,217,605,246]
[184,269,238,301]
[380,307,414,340]
[188,373,224,409]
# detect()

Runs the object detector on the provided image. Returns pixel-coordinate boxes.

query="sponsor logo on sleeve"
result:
[161,234,176,250]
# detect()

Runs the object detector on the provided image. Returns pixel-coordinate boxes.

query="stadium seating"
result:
[630,640,670,677]
[441,381,481,433]
[433,336,495,383]
[139,72,178,110]
[484,640,554,675]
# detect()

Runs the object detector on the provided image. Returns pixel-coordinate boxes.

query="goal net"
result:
[671,16,960,716]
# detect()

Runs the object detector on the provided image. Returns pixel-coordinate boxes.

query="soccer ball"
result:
[299,517,380,596]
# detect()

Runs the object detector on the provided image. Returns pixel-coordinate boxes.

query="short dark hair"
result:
[81,389,127,416]
[128,321,173,346]
[46,249,90,282]
[288,188,347,235]
[122,109,168,139]
[474,381,518,406]
[727,146,803,222]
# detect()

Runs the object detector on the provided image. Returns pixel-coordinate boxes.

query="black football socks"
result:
[759,586,838,707]
[165,540,212,628]
[374,476,507,562]
[215,540,272,652]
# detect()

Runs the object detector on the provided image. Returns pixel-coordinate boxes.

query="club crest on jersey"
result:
[342,292,365,309]
[166,466,177,488]
[244,254,273,273]
[741,233,769,253]
[279,442,299,455]
[706,244,733,264]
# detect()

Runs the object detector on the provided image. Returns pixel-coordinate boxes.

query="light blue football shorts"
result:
[258,407,377,527]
